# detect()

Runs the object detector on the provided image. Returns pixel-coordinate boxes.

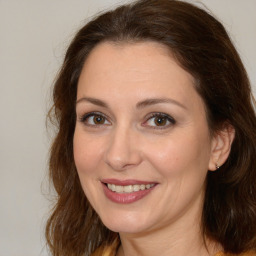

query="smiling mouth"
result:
[102,180,157,203]
[106,183,155,193]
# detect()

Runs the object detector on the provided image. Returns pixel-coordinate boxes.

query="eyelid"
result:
[142,112,176,129]
[78,111,111,126]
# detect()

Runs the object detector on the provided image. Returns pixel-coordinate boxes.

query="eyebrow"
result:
[76,97,109,108]
[136,98,187,109]
[76,97,186,110]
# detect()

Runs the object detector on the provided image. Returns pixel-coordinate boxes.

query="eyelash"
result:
[78,112,176,129]
[143,112,176,129]
[79,112,111,127]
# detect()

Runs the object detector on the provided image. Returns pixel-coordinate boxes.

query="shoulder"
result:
[92,248,256,256]
[215,252,256,256]
[91,239,119,256]
[91,245,116,256]
[91,248,256,256]
[91,246,114,256]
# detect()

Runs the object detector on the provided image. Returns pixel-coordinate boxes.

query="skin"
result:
[73,41,234,256]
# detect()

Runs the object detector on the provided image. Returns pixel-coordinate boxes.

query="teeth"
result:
[140,184,146,190]
[107,183,155,193]
[115,185,123,193]
[124,185,133,193]
[133,185,140,192]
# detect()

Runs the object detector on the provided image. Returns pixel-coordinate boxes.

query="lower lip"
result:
[102,183,156,204]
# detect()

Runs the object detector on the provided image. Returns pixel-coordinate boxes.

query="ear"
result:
[208,123,235,171]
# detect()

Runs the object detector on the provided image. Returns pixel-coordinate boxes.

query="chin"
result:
[105,223,147,234]
[99,212,153,234]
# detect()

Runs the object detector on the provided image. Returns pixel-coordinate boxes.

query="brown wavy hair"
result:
[46,0,256,255]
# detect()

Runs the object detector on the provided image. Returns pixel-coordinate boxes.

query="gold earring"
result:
[215,163,220,170]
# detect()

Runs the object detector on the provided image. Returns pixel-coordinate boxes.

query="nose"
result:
[104,125,142,171]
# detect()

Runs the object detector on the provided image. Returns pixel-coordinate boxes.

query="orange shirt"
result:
[215,252,256,256]
[91,242,256,256]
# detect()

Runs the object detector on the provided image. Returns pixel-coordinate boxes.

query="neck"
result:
[117,231,219,256]
[116,195,221,256]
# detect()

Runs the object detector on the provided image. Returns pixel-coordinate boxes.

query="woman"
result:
[46,0,256,255]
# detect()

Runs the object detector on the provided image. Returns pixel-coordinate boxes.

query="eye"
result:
[143,113,176,128]
[79,112,111,126]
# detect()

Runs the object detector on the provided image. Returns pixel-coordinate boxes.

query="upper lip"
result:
[101,179,158,186]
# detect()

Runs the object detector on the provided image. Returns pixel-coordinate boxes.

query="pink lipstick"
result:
[101,179,157,204]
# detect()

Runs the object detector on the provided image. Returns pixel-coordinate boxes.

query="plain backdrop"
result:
[0,0,255,255]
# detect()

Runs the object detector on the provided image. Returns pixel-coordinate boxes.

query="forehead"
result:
[77,41,195,96]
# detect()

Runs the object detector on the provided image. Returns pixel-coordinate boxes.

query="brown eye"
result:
[144,113,176,129]
[80,112,111,126]
[154,116,167,126]
[93,115,105,124]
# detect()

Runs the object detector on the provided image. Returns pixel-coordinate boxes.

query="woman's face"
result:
[74,41,216,235]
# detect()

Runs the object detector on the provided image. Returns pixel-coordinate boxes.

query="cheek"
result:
[73,128,104,176]
[143,130,211,178]
[73,129,104,208]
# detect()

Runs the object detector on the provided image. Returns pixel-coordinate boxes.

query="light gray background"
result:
[0,1,255,255]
